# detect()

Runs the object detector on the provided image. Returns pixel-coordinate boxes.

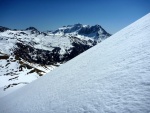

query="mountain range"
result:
[0,24,111,97]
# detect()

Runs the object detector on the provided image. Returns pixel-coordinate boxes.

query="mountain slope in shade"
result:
[0,13,150,113]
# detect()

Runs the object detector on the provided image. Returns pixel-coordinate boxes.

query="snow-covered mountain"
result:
[0,13,149,113]
[51,23,111,41]
[0,24,110,97]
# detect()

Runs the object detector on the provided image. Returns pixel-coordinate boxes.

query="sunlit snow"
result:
[0,13,150,113]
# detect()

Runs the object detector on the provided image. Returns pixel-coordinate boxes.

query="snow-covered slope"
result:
[0,52,56,98]
[1,13,150,113]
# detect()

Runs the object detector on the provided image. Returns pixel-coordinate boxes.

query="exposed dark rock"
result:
[13,36,96,65]
[0,26,10,32]
[25,27,38,31]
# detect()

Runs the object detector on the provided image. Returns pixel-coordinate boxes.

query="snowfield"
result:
[0,13,150,113]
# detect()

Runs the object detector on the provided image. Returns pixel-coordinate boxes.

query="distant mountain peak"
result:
[25,27,38,31]
[25,27,40,35]
[74,23,83,27]
[53,23,111,40]
[0,26,10,32]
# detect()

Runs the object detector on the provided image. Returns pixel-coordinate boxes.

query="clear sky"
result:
[0,0,150,34]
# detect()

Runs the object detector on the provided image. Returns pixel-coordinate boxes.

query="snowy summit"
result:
[0,13,150,113]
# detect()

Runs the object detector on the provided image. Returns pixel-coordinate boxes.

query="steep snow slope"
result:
[0,13,150,113]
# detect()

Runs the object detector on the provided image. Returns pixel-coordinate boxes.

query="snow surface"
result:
[0,56,39,98]
[0,13,150,113]
[0,53,57,98]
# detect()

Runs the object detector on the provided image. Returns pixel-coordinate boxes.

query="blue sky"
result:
[0,0,150,34]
